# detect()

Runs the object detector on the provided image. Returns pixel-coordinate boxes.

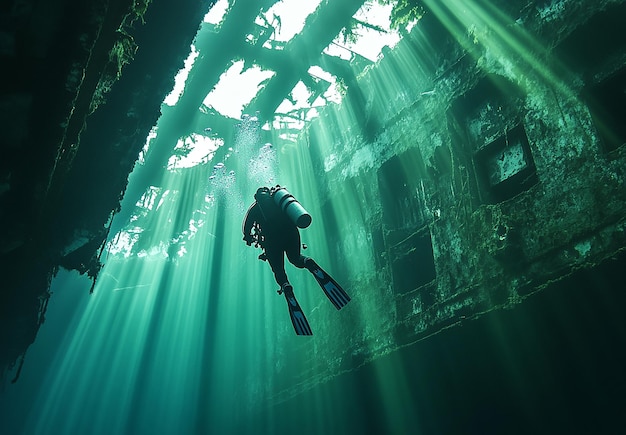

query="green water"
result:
[1,116,625,433]
[1,116,378,434]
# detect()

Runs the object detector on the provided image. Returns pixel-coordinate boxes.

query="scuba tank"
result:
[272,186,312,228]
[254,186,312,228]
[272,186,313,228]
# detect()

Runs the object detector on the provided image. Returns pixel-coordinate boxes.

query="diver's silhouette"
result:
[242,185,350,335]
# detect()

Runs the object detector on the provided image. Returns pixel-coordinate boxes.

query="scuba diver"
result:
[242,185,350,335]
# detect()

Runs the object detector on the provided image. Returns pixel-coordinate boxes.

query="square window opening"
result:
[474,124,537,203]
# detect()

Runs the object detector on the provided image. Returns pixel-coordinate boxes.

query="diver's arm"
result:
[242,202,258,244]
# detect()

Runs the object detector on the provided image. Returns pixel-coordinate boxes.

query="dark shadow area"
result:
[246,251,626,435]
[585,67,626,153]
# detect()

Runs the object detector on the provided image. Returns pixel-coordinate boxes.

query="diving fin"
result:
[305,259,351,310]
[281,284,313,336]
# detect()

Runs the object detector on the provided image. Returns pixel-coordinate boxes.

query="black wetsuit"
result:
[242,192,307,287]
[242,188,351,335]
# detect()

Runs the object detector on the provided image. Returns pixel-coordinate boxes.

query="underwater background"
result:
[2,104,625,435]
[1,1,626,434]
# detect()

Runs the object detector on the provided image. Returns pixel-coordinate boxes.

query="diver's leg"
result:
[265,245,289,287]
[285,227,307,269]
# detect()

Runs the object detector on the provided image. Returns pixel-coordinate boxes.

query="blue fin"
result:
[283,287,313,335]
[306,260,351,310]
